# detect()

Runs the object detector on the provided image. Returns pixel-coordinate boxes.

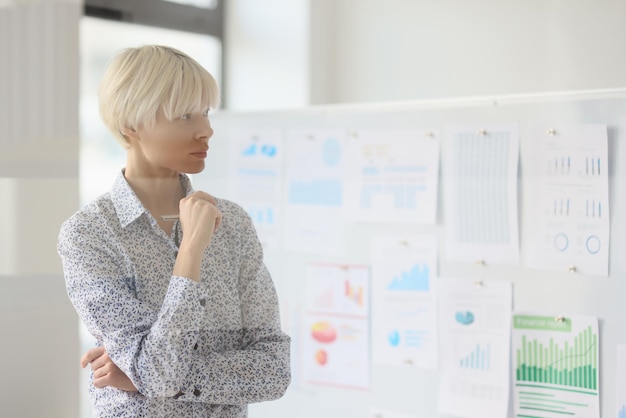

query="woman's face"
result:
[131,109,214,175]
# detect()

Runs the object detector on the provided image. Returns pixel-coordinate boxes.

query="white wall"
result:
[226,0,626,108]
[309,0,626,104]
[0,1,81,417]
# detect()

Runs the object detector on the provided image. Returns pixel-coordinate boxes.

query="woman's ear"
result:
[120,126,139,141]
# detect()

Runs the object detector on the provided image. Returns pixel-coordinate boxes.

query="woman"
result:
[58,45,290,417]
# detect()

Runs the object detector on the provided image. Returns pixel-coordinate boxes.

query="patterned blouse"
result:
[57,171,291,417]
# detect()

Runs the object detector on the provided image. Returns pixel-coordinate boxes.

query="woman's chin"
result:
[180,162,206,174]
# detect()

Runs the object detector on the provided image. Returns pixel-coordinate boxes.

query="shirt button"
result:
[193,388,201,397]
[199,299,206,307]
[193,342,199,350]
[173,390,185,399]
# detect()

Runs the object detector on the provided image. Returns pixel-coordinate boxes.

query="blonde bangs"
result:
[161,57,220,121]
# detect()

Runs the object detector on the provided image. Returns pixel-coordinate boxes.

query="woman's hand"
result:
[173,191,222,282]
[178,191,222,250]
[81,346,138,392]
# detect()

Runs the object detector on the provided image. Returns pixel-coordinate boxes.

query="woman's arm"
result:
[164,205,291,404]
[62,200,289,403]
[81,346,137,392]
[59,193,221,398]
[86,259,291,402]
[59,215,206,398]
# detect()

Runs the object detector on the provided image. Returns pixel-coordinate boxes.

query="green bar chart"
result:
[515,326,597,390]
[513,314,599,418]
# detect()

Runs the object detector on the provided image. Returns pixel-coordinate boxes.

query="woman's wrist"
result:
[172,240,204,282]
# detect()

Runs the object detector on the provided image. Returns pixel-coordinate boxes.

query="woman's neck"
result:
[123,166,186,217]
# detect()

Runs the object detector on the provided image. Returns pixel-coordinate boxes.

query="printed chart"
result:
[301,263,370,390]
[525,125,609,276]
[371,235,438,369]
[345,129,439,224]
[229,128,283,248]
[437,278,512,418]
[512,313,599,418]
[284,130,347,255]
[443,124,519,264]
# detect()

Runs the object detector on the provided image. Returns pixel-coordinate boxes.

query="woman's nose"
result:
[196,118,213,141]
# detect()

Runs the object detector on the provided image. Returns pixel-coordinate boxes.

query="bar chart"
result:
[513,314,599,418]
[387,264,430,292]
[459,343,491,371]
[515,327,597,390]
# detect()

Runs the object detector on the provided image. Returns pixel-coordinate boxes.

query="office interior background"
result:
[2,0,626,417]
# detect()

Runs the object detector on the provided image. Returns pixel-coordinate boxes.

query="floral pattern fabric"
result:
[58,171,291,417]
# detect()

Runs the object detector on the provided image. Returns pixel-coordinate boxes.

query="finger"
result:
[89,352,110,372]
[80,346,105,368]
[92,374,109,389]
[214,210,222,231]
[190,196,222,223]
[206,194,217,205]
[93,363,110,380]
[192,191,217,205]
[80,346,104,368]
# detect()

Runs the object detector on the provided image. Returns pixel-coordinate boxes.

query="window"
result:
[162,0,219,8]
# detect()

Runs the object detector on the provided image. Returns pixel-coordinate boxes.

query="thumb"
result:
[80,346,105,368]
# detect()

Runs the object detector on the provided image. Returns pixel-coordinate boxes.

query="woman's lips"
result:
[191,151,207,158]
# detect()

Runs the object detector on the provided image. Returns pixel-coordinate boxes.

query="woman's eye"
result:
[202,110,210,118]
[180,114,192,120]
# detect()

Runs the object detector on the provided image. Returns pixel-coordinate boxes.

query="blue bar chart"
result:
[459,343,491,371]
[387,264,430,291]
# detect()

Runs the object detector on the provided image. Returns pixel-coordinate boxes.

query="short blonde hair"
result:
[98,45,220,148]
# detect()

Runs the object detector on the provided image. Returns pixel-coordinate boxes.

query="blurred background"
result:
[2,0,626,417]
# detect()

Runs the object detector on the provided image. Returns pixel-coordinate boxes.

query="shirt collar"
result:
[111,169,195,228]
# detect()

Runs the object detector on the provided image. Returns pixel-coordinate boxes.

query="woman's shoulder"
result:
[215,197,249,219]
[213,197,257,237]
[59,193,116,239]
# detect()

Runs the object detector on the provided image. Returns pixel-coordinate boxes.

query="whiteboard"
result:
[194,89,626,418]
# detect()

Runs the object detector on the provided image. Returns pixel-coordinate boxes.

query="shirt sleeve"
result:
[57,214,206,398]
[173,207,291,404]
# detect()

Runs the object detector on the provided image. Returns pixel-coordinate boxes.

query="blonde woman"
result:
[58,45,290,417]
